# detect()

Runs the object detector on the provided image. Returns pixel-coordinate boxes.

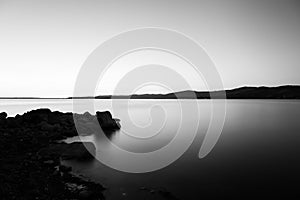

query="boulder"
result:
[96,111,120,130]
[82,112,94,121]
[0,112,7,126]
[0,112,7,120]
[22,110,48,124]
[29,108,52,114]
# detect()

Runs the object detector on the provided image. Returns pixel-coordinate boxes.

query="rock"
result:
[139,187,147,191]
[38,144,65,160]
[59,165,72,173]
[43,160,54,165]
[22,109,52,124]
[38,142,96,161]
[6,118,18,128]
[64,129,77,137]
[0,108,106,200]
[158,189,180,200]
[78,190,93,199]
[0,112,7,120]
[150,189,155,194]
[82,112,93,121]
[96,111,120,130]
[61,142,96,160]
[39,121,56,131]
[47,114,60,125]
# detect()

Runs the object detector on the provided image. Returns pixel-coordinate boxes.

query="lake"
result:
[1,99,300,199]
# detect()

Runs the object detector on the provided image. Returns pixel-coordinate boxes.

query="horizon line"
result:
[0,84,299,99]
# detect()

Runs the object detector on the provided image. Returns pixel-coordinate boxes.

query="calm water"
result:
[1,99,300,199]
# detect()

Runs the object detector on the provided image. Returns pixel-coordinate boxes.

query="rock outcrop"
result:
[0,112,7,120]
[96,111,120,130]
[38,142,96,161]
[0,109,120,200]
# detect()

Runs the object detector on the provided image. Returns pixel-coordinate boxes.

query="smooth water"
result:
[1,99,300,199]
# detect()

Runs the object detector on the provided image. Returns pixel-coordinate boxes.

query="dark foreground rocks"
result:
[96,111,120,130]
[38,142,96,161]
[0,109,120,200]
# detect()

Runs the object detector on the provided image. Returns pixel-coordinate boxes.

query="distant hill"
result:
[223,85,300,99]
[2,85,299,99]
[85,85,300,99]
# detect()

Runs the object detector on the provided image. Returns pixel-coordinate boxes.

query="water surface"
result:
[1,99,300,199]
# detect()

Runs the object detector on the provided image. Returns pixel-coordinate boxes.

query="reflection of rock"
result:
[96,111,120,130]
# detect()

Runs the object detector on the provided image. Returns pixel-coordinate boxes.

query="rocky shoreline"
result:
[0,109,120,200]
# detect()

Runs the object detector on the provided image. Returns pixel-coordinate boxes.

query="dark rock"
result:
[6,118,18,128]
[61,142,96,160]
[21,109,52,124]
[43,160,54,165]
[39,121,56,131]
[38,144,65,160]
[79,190,93,199]
[64,129,77,137]
[59,165,72,173]
[38,142,96,161]
[150,189,155,194]
[139,187,147,191]
[48,114,60,124]
[0,112,7,120]
[0,108,111,200]
[96,111,120,130]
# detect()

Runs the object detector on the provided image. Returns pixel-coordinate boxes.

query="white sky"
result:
[0,0,300,97]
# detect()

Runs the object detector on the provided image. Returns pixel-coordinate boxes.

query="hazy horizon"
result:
[0,84,298,98]
[1,0,300,97]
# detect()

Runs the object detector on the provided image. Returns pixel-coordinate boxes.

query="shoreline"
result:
[0,108,120,200]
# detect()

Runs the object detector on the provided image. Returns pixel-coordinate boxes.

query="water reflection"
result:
[2,99,300,199]
[103,129,119,140]
[64,100,300,200]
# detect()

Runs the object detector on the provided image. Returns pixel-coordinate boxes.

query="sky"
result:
[0,0,300,97]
